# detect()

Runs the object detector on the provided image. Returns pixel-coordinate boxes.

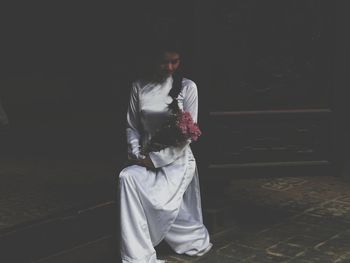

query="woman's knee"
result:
[118,165,140,182]
[119,167,131,182]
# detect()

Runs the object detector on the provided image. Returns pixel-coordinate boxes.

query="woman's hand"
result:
[128,154,155,169]
[138,154,155,169]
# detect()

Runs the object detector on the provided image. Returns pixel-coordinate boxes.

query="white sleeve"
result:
[126,82,143,159]
[182,82,198,122]
[149,82,198,168]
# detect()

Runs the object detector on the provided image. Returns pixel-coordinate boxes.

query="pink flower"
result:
[142,110,201,153]
[175,111,201,142]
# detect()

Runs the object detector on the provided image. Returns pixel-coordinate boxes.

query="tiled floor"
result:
[0,157,116,230]
[1,157,350,262]
[157,173,350,262]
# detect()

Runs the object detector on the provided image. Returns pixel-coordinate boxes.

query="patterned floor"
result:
[1,158,350,262]
[158,174,350,262]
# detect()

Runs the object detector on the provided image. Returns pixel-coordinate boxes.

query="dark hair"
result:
[153,42,183,113]
[168,70,183,113]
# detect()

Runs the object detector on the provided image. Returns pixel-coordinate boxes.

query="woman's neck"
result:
[152,74,172,84]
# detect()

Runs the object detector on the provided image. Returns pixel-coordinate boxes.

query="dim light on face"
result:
[159,51,181,77]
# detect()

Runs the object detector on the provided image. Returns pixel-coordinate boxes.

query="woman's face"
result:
[157,51,180,78]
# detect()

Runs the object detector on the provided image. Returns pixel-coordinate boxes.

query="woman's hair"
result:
[136,40,184,113]
[168,69,183,113]
[153,42,184,113]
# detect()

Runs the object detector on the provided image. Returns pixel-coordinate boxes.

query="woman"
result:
[118,44,212,263]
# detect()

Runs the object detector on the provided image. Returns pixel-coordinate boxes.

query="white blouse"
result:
[126,75,198,168]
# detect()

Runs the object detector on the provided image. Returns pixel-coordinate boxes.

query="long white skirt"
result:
[118,148,212,263]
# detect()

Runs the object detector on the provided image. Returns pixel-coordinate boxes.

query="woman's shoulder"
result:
[131,79,153,92]
[182,77,197,88]
[181,77,198,95]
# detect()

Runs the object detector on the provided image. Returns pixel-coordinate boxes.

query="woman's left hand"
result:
[130,154,155,169]
[140,154,155,169]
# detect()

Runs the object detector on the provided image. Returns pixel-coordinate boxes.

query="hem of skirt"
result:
[173,238,213,257]
[121,251,164,263]
[192,242,213,257]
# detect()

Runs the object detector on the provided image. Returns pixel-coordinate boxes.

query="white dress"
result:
[118,75,212,263]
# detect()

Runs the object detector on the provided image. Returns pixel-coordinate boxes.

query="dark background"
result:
[1,1,197,160]
[1,0,348,169]
[0,1,349,262]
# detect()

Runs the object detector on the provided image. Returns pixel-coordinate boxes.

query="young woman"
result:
[118,44,212,263]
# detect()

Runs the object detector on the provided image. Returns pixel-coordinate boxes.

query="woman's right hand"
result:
[128,147,146,160]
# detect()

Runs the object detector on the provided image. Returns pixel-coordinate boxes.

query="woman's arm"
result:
[126,82,144,160]
[148,82,199,168]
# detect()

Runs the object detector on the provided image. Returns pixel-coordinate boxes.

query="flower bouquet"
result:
[141,111,201,153]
